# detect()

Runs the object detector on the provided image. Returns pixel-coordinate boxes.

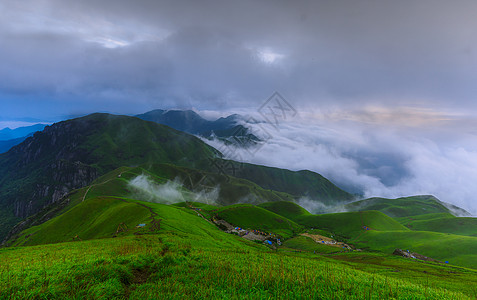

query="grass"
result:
[3,161,477,298]
[284,209,477,269]
[351,230,477,269]
[282,235,344,254]
[3,189,477,298]
[227,161,354,204]
[0,113,217,241]
[294,210,409,240]
[397,214,477,236]
[2,230,477,299]
[344,195,469,217]
[258,201,312,220]
[10,196,152,246]
[207,204,303,239]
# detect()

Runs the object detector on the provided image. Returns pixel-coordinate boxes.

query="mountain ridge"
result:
[135,109,257,142]
[0,113,217,240]
[0,124,47,141]
[0,112,353,241]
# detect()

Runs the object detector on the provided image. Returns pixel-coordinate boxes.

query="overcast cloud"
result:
[1,1,477,213]
[2,0,477,118]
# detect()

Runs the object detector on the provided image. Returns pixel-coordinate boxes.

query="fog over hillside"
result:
[1,1,476,214]
[203,107,477,215]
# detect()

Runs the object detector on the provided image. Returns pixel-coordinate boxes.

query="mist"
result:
[128,175,184,204]
[203,108,477,215]
[295,197,348,215]
[127,174,220,205]
[2,1,477,214]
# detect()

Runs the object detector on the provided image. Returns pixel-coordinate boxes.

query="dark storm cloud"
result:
[2,0,477,117]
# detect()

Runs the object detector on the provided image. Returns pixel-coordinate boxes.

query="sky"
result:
[1,0,477,213]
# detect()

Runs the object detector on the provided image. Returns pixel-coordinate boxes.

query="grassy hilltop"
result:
[3,195,477,299]
[261,200,477,269]
[1,161,477,299]
[1,113,477,299]
[0,113,352,241]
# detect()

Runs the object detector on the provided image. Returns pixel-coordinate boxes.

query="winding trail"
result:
[82,170,127,202]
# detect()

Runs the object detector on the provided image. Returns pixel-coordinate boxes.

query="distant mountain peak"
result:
[135,109,253,141]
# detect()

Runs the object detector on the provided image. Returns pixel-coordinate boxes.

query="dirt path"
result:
[187,204,215,225]
[301,233,334,243]
[301,233,351,249]
[82,170,127,202]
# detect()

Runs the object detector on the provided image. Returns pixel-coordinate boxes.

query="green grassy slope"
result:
[397,214,477,236]
[139,163,297,205]
[0,113,354,241]
[258,201,312,220]
[11,197,152,246]
[80,164,299,206]
[352,230,477,269]
[286,208,477,269]
[228,162,354,204]
[0,113,217,240]
[3,164,309,245]
[11,192,257,248]
[293,210,409,240]
[209,204,303,238]
[3,177,477,298]
[282,235,341,254]
[345,195,470,217]
[397,212,456,222]
[2,219,477,298]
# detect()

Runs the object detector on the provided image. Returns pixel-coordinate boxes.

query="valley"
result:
[0,112,476,299]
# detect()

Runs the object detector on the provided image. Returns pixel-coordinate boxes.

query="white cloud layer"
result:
[204,107,477,215]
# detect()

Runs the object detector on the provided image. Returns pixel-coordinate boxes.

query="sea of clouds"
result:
[203,107,477,216]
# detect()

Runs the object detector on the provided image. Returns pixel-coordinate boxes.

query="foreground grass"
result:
[4,196,477,299]
[1,232,476,299]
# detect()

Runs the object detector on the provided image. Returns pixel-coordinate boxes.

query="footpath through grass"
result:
[2,229,477,299]
[3,194,477,299]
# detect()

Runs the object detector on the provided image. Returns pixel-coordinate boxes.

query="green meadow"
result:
[2,201,477,299]
[2,166,477,299]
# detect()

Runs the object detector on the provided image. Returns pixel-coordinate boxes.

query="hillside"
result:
[0,113,353,241]
[2,164,302,245]
[397,213,477,236]
[3,190,477,298]
[344,195,470,217]
[292,210,409,240]
[0,124,46,140]
[352,230,477,269]
[0,137,28,154]
[226,162,354,204]
[0,124,48,153]
[258,201,312,220]
[11,196,152,246]
[207,204,303,238]
[78,164,298,206]
[3,224,477,299]
[136,109,253,139]
[0,113,217,240]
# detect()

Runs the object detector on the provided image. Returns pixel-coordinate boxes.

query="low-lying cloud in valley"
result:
[2,0,477,216]
[128,175,184,204]
[203,106,477,215]
[127,174,220,205]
